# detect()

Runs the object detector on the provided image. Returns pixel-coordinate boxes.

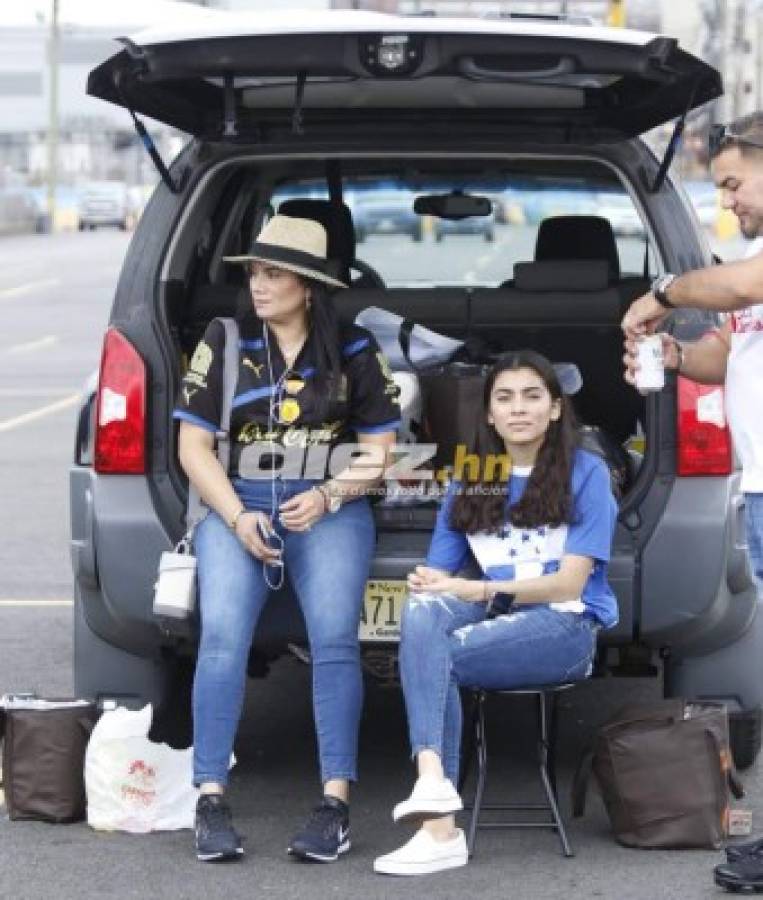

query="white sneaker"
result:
[392,775,463,824]
[374,828,468,876]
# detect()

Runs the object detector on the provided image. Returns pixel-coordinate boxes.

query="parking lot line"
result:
[0,278,60,301]
[0,599,72,606]
[0,393,79,433]
[7,335,59,354]
[0,387,78,397]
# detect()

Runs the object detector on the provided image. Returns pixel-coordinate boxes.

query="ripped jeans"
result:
[399,594,599,786]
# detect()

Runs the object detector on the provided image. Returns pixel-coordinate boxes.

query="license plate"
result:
[359,580,407,642]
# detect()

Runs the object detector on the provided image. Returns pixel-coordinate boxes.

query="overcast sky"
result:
[0,0,328,30]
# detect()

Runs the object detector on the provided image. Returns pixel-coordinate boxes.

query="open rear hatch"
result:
[87,10,721,142]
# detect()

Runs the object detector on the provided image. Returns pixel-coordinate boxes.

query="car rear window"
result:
[271,168,648,288]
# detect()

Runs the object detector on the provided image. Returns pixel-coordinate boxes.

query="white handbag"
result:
[152,317,239,634]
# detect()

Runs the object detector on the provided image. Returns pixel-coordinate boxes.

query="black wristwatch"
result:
[652,273,677,309]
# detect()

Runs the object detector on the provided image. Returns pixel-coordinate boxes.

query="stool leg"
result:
[458,691,480,795]
[467,692,487,858]
[538,692,574,858]
[547,689,559,799]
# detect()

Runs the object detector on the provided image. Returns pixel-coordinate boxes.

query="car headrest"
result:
[513,260,611,292]
[534,215,620,280]
[278,199,355,284]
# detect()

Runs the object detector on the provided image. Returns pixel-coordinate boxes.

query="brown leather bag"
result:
[0,699,100,823]
[572,699,744,849]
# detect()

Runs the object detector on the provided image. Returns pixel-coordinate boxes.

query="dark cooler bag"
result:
[572,698,744,849]
[0,698,100,823]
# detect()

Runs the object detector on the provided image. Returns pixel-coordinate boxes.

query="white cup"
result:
[635,334,665,393]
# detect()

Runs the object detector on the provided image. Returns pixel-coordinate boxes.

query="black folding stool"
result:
[459,684,575,859]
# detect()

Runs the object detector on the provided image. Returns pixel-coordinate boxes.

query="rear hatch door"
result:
[87,10,721,142]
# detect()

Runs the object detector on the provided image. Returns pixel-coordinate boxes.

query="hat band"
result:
[247,242,328,275]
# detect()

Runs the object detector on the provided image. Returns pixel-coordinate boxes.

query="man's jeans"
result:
[747,492,763,588]
[399,594,599,786]
[192,478,374,787]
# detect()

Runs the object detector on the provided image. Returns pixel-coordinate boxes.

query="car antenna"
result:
[292,71,307,136]
[649,78,701,194]
[113,41,180,194]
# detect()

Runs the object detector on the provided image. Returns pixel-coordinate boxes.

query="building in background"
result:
[0,1,223,191]
[3,0,763,216]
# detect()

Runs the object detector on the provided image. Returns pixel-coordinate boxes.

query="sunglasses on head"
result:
[709,123,763,158]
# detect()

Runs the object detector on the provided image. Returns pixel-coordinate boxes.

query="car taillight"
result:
[676,376,732,476]
[94,328,146,474]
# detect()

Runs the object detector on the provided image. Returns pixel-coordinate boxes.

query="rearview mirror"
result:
[413,191,492,220]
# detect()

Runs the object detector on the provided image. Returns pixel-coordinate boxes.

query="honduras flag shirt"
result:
[426,449,619,628]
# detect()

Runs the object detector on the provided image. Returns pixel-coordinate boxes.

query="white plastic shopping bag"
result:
[85,704,198,833]
[354,306,463,371]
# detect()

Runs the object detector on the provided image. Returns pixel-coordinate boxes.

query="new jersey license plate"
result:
[359,580,407,642]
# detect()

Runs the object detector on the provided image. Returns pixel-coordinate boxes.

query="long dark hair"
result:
[304,280,342,417]
[449,350,578,534]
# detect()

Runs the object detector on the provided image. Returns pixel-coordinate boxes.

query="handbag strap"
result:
[185,317,240,536]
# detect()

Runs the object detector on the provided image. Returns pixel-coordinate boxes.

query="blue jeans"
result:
[399,594,599,786]
[746,493,763,588]
[192,478,374,787]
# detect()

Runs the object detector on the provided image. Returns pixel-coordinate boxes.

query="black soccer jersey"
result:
[174,312,401,479]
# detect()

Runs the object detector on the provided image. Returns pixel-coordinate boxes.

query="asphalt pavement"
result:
[0,229,757,900]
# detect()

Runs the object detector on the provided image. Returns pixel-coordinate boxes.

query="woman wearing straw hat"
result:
[174,215,400,863]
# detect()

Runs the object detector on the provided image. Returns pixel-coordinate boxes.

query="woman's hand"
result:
[235,511,282,563]
[278,488,326,533]
[407,566,485,602]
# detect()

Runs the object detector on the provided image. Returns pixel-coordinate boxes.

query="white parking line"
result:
[0,278,60,301]
[0,387,78,397]
[0,599,72,607]
[7,335,59,355]
[0,393,79,433]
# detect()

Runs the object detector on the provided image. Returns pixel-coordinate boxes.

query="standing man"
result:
[622,112,763,588]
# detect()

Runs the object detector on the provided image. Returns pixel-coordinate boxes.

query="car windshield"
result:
[271,170,647,288]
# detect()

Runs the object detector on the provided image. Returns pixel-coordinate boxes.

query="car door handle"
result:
[458,55,575,82]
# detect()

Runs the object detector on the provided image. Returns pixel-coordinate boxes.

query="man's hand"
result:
[623,333,681,387]
[407,565,484,602]
[621,290,670,339]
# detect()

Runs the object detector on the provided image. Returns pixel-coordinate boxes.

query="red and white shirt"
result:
[726,245,763,492]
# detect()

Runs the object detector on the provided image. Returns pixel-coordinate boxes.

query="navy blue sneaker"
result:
[727,837,763,863]
[287,796,350,862]
[194,794,244,862]
[715,858,763,893]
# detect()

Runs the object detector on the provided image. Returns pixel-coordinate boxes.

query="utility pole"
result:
[46,0,59,234]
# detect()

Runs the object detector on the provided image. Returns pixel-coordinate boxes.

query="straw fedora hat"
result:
[224,214,347,289]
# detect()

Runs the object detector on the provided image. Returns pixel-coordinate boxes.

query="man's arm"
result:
[667,253,763,311]
[677,323,731,384]
[622,251,763,336]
